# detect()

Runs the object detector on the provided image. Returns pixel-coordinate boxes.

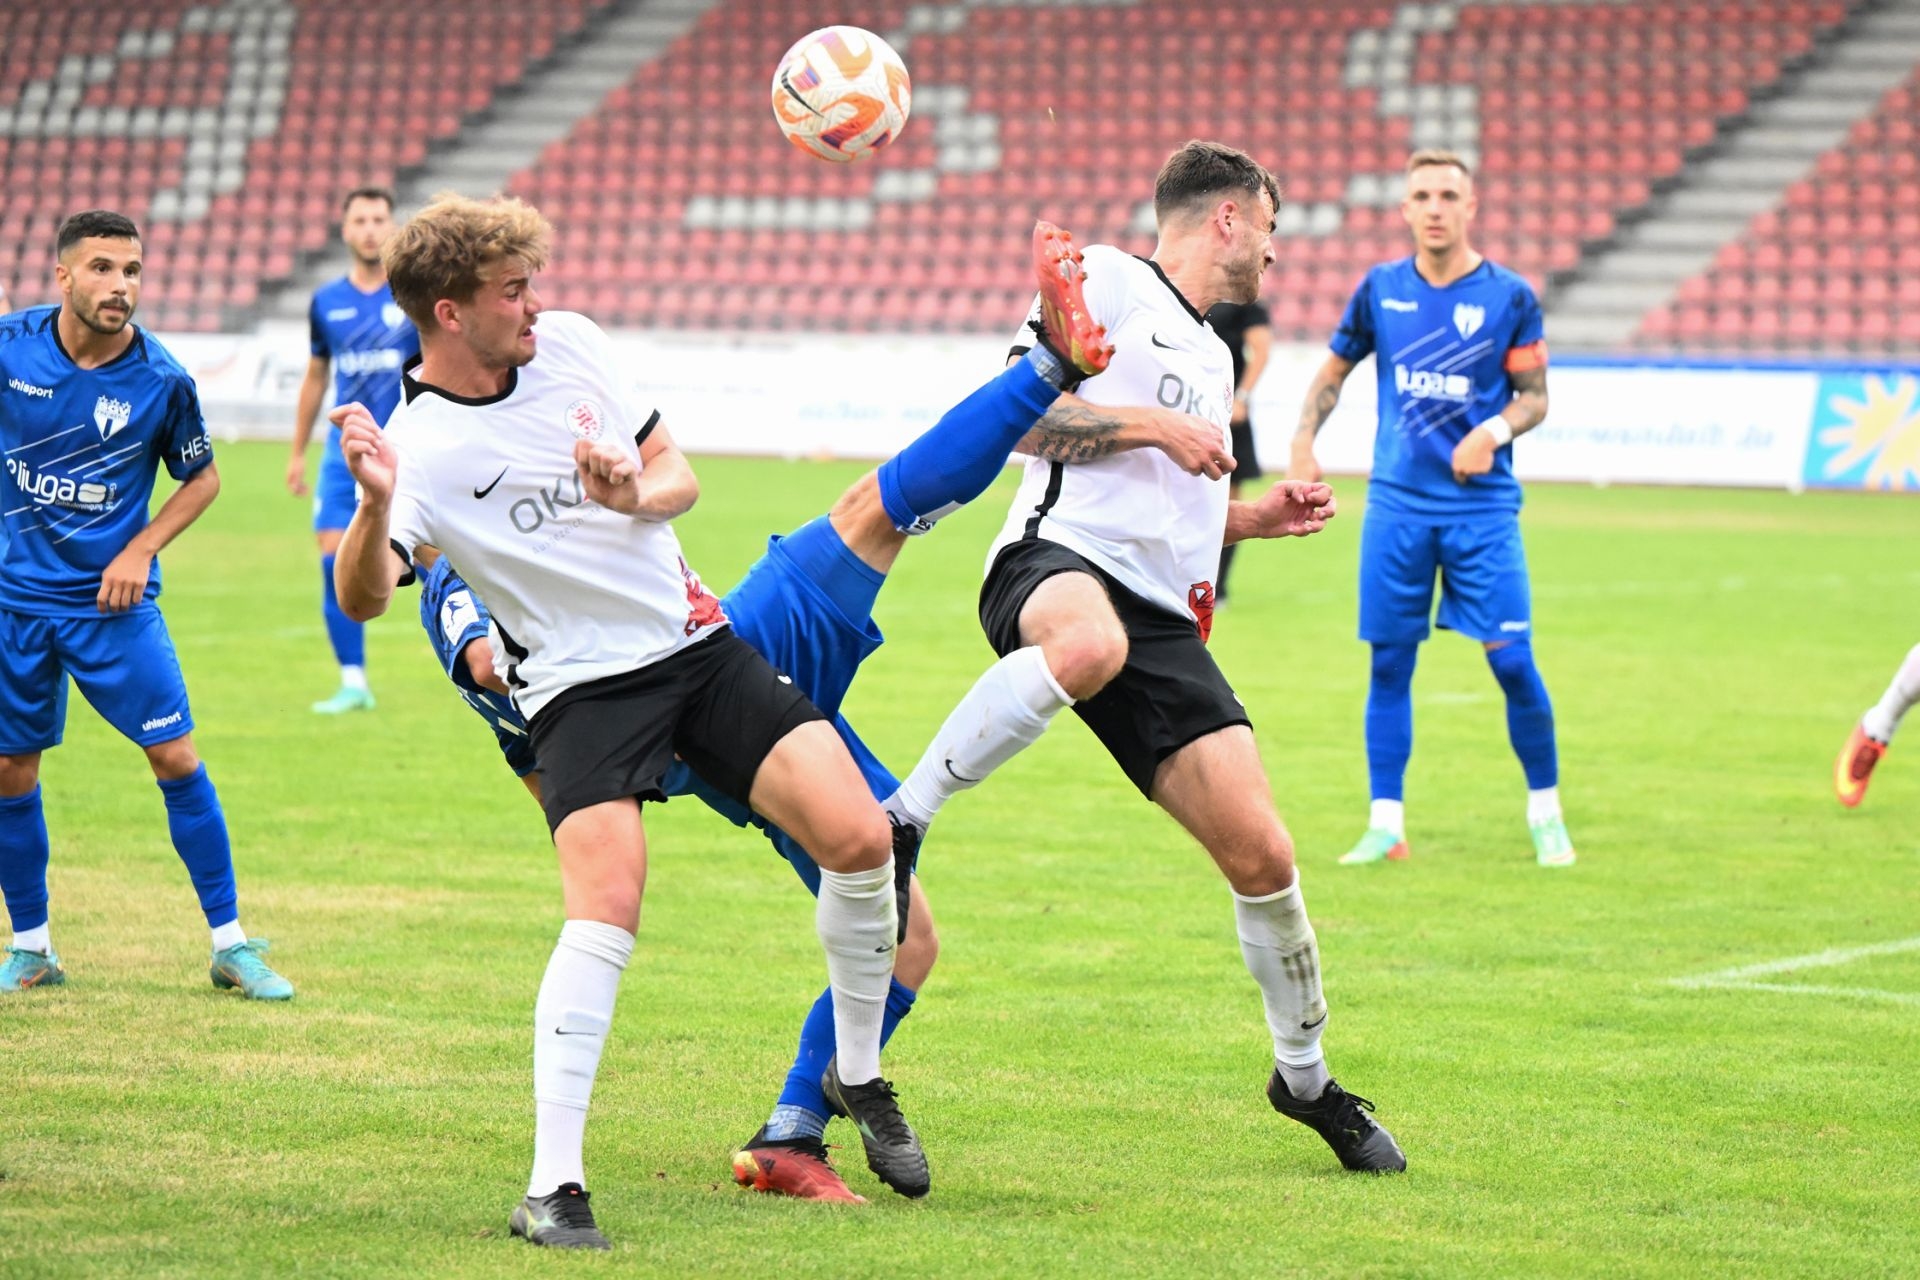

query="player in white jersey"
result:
[881,142,1406,1173]
[327,194,921,1250]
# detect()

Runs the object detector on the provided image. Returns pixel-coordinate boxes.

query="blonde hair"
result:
[383,192,552,330]
[1406,149,1473,179]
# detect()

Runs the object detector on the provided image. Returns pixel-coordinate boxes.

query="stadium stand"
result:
[507,0,1860,338]
[1638,67,1920,355]
[0,0,616,333]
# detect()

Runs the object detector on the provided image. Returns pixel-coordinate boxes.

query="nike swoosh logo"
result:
[1301,1014,1328,1031]
[943,758,980,784]
[474,467,508,499]
[555,1028,594,1036]
[1151,333,1180,350]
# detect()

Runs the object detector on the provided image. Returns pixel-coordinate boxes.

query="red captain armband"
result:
[1504,340,1549,373]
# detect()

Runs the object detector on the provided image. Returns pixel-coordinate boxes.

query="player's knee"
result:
[1042,621,1127,699]
[811,804,893,875]
[1484,638,1535,687]
[1370,642,1417,691]
[0,753,42,797]
[143,735,201,781]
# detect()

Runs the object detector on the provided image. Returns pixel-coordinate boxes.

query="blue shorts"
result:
[312,432,359,533]
[677,529,902,892]
[1358,513,1533,645]
[0,605,195,753]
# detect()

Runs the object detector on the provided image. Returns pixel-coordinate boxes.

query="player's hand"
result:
[1145,408,1235,480]
[285,454,308,496]
[97,545,154,613]
[574,439,638,512]
[1244,480,1337,539]
[330,402,397,502]
[1451,426,1500,483]
[1287,438,1323,483]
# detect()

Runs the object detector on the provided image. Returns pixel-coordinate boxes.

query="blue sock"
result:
[1487,641,1558,789]
[876,357,1059,531]
[777,515,884,623]
[1366,643,1419,801]
[766,977,919,1140]
[0,787,51,934]
[157,765,239,929]
[320,553,364,669]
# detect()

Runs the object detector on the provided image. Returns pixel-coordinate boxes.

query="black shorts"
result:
[526,627,824,834]
[1229,419,1263,481]
[979,539,1251,797]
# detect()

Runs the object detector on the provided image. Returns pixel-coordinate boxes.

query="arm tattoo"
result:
[1508,365,1549,434]
[1028,402,1131,463]
[1298,381,1340,437]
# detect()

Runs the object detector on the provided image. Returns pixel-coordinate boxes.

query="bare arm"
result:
[97,462,221,612]
[1450,364,1549,482]
[1223,479,1338,546]
[329,403,410,621]
[1288,353,1357,482]
[574,419,699,520]
[287,355,329,496]
[1018,395,1235,480]
[462,638,510,695]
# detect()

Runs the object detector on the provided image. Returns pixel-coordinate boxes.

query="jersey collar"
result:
[1135,256,1206,326]
[402,354,518,407]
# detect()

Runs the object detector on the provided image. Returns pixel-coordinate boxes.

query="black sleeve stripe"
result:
[634,409,661,449]
[388,538,418,588]
[1008,344,1032,362]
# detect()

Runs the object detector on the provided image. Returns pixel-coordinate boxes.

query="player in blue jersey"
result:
[288,187,419,716]
[0,210,294,998]
[365,224,1128,1208]
[1290,149,1572,868]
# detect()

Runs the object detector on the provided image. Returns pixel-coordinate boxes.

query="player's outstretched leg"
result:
[1837,642,1920,806]
[0,779,63,993]
[865,220,1112,540]
[1484,641,1574,867]
[1342,643,1415,865]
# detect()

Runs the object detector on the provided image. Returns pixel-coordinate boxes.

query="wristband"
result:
[1478,416,1514,446]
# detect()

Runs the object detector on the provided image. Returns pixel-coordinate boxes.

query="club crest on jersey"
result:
[93,395,132,440]
[381,302,407,329]
[1452,303,1485,340]
[564,398,605,441]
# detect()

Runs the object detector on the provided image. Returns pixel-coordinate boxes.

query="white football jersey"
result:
[383,310,725,719]
[987,245,1236,626]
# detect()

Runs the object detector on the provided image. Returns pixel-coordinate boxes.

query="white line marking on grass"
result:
[1671,936,1920,1006]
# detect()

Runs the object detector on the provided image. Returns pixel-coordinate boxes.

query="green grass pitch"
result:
[2,443,1917,1278]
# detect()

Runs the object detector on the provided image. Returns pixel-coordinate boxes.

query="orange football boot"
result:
[1834,722,1888,808]
[1030,221,1115,382]
[731,1130,865,1204]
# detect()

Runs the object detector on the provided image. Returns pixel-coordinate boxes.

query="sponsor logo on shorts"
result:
[8,377,53,398]
[141,711,184,732]
[1499,620,1530,633]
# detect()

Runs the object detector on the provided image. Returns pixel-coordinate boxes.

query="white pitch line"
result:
[1674,981,1920,1008]
[1669,936,1920,1007]
[1672,935,1920,985]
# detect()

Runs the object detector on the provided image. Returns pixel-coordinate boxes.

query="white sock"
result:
[340,665,368,693]
[1234,882,1331,1101]
[210,920,247,952]
[885,647,1074,829]
[816,859,897,1084]
[1369,798,1404,837]
[1862,643,1920,743]
[1527,787,1562,825]
[12,923,50,954]
[528,919,633,1197]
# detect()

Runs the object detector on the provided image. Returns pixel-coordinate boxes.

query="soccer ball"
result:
[770,26,912,163]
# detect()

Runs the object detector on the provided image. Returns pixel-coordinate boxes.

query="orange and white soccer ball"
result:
[770,25,912,163]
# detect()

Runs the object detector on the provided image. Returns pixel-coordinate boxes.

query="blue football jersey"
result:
[310,277,418,428]
[419,556,535,748]
[0,305,214,617]
[1330,258,1546,519]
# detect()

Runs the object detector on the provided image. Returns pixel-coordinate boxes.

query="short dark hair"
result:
[1407,149,1473,179]
[56,209,141,257]
[341,186,396,214]
[1153,141,1280,224]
